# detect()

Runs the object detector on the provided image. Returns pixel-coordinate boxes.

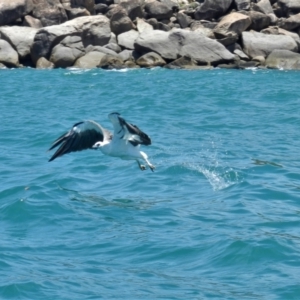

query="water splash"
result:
[183,160,242,191]
[198,164,242,191]
[181,140,244,191]
[160,142,243,191]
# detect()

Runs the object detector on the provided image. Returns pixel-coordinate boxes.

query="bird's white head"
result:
[108,112,121,124]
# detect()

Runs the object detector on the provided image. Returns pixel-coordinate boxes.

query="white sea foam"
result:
[64,68,92,75]
[107,68,128,72]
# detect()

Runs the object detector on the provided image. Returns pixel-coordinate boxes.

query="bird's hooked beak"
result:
[92,142,103,149]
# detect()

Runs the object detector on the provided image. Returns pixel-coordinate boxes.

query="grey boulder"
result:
[135,29,235,64]
[242,31,298,58]
[261,26,300,49]
[118,49,139,61]
[147,18,171,31]
[110,7,135,35]
[31,0,68,27]
[36,57,54,69]
[136,17,153,33]
[61,0,95,15]
[117,29,139,49]
[194,0,233,21]
[234,0,250,11]
[175,30,235,64]
[252,0,273,15]
[164,56,199,69]
[134,30,175,59]
[86,45,120,57]
[98,54,124,69]
[266,49,300,69]
[73,51,106,68]
[103,43,122,53]
[213,12,251,42]
[95,3,108,14]
[277,0,300,17]
[119,0,144,21]
[64,7,90,20]
[31,15,111,64]
[176,12,192,29]
[234,49,249,60]
[136,51,166,67]
[49,35,85,68]
[0,0,33,26]
[23,15,43,28]
[278,13,300,31]
[190,22,215,39]
[0,39,19,67]
[0,26,38,61]
[248,11,271,31]
[144,1,173,21]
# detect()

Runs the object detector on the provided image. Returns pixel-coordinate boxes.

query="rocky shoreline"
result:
[0,0,300,70]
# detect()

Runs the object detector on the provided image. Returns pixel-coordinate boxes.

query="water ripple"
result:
[1,68,300,299]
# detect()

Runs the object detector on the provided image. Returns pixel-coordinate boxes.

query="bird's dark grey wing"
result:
[110,114,151,146]
[124,120,151,146]
[48,120,111,161]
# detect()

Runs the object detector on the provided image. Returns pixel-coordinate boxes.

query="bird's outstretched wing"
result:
[48,120,111,161]
[109,113,151,146]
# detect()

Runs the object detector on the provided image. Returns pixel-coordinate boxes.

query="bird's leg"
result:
[147,162,155,172]
[149,164,155,172]
[140,151,155,172]
[136,160,146,171]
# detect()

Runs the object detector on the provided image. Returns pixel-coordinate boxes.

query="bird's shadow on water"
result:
[251,158,283,168]
[56,182,169,211]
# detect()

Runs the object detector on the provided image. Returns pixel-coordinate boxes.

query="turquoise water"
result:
[1,67,300,299]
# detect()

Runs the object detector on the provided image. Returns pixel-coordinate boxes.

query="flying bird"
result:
[48,112,155,171]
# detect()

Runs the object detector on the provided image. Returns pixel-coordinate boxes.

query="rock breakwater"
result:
[0,0,300,70]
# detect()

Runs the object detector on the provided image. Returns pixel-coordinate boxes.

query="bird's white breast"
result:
[100,138,140,159]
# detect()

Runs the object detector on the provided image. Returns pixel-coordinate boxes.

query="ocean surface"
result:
[1,67,300,299]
